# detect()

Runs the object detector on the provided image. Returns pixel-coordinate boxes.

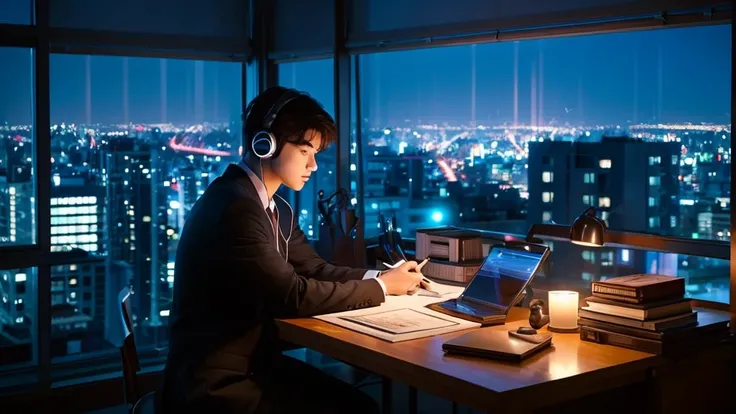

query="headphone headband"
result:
[262,89,303,130]
[250,89,303,159]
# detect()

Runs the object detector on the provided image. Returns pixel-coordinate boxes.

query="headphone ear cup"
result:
[252,131,277,159]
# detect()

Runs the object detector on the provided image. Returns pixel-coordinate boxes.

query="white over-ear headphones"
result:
[251,89,304,159]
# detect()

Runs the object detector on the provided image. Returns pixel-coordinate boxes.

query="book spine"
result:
[590,292,644,304]
[591,284,638,298]
[580,326,663,354]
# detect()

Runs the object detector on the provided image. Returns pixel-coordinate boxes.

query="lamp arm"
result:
[603,230,729,261]
[526,223,571,243]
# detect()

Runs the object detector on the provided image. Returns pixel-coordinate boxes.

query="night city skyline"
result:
[0,13,732,382]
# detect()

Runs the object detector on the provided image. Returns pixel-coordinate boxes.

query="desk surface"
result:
[276,307,677,413]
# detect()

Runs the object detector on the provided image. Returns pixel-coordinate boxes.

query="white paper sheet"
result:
[340,308,459,334]
[314,282,479,342]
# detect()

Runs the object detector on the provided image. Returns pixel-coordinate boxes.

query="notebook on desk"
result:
[443,329,553,363]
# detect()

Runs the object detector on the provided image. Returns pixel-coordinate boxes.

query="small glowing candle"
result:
[548,290,579,331]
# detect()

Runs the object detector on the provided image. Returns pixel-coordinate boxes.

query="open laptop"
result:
[427,241,550,326]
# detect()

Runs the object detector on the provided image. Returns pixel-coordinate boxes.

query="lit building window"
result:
[542,192,554,203]
[542,172,553,183]
[599,197,611,208]
[599,159,612,169]
[648,216,661,228]
[542,211,552,222]
[620,249,630,263]
[648,176,661,186]
[583,195,595,205]
[601,251,614,266]
[583,173,595,184]
[582,251,596,263]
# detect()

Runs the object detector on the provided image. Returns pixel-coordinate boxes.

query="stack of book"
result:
[579,274,727,356]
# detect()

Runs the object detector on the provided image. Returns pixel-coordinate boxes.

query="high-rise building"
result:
[104,142,170,347]
[50,178,106,253]
[0,268,37,365]
[527,137,681,286]
[0,170,8,242]
[50,258,105,357]
[8,181,35,245]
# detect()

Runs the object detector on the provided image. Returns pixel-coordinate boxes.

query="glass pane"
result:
[358,24,732,243]
[278,59,335,240]
[531,240,730,304]
[49,55,242,364]
[0,267,38,387]
[0,47,36,246]
[0,1,32,25]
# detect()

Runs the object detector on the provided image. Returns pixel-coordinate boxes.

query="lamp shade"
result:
[569,207,606,247]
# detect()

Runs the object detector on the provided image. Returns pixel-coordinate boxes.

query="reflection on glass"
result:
[278,59,336,240]
[356,25,731,242]
[538,240,730,304]
[0,268,38,370]
[46,55,242,363]
[0,48,36,247]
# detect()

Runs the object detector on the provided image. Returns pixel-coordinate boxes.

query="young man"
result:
[160,86,424,413]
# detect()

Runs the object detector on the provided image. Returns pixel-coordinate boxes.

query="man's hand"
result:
[378,261,424,295]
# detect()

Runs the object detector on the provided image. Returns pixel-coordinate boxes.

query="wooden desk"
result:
[276,307,670,413]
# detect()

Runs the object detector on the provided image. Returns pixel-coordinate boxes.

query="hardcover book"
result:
[591,274,685,303]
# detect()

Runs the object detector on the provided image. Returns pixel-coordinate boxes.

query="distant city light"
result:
[431,211,443,223]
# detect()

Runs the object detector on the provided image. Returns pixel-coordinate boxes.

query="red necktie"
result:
[266,207,279,243]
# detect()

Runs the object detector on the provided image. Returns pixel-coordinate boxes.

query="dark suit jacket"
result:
[160,164,385,413]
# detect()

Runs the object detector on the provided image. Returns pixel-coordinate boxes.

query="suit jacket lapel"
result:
[223,164,286,259]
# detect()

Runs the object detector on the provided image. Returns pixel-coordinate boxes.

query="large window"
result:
[356,24,731,302]
[46,55,242,369]
[0,47,36,247]
[0,1,32,25]
[277,59,335,240]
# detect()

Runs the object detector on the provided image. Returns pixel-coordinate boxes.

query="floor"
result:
[87,349,483,414]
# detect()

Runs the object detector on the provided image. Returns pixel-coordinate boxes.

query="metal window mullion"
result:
[34,0,52,390]
[730,20,735,331]
[253,0,277,92]
[0,24,38,48]
[353,55,366,245]
[334,0,352,194]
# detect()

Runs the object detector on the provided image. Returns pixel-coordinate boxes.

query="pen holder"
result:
[315,218,365,268]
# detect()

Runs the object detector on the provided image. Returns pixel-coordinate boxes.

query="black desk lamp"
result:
[568,207,606,247]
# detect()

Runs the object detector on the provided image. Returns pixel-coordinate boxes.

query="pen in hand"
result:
[382,258,432,285]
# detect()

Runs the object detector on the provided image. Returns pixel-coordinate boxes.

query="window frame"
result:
[0,0,252,393]
[0,0,732,399]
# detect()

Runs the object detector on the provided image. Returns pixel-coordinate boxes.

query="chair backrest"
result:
[118,286,141,407]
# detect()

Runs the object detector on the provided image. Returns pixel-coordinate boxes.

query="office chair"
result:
[117,287,156,414]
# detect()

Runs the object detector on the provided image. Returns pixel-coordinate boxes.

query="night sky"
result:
[0,16,730,127]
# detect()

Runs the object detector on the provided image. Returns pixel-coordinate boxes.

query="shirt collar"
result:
[236,159,272,211]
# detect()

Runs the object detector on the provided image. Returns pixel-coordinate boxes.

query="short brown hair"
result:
[243,86,336,157]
